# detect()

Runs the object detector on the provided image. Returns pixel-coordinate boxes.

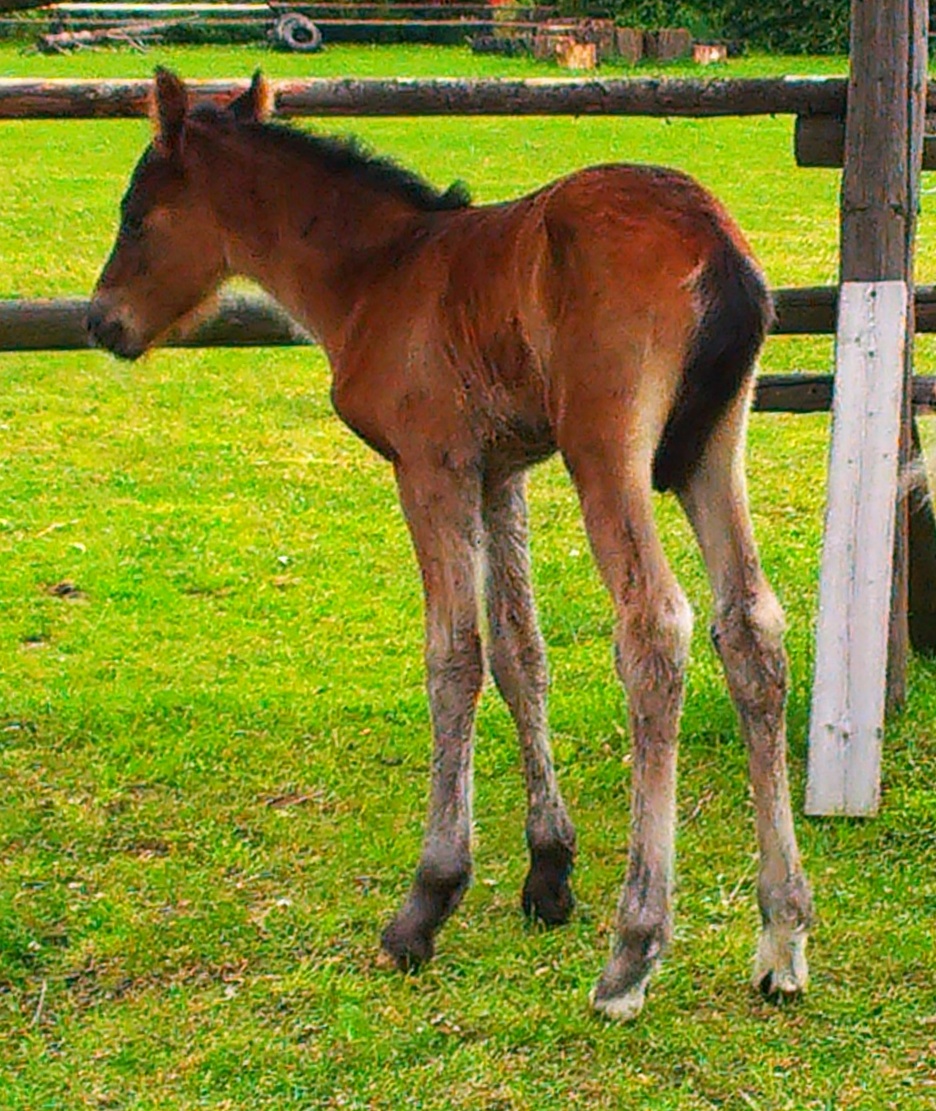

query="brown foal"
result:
[88,69,812,1020]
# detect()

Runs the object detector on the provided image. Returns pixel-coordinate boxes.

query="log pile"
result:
[36,18,187,52]
[530,22,694,67]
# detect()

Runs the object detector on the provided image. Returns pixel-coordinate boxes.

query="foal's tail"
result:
[651,240,773,493]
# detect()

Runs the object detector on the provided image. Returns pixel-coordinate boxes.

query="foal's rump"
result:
[527,163,772,488]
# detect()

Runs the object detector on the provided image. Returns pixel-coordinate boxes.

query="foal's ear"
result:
[229,70,274,124]
[152,67,188,156]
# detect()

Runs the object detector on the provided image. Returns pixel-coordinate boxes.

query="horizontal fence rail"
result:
[7,285,936,349]
[6,77,936,413]
[5,289,936,414]
[795,114,936,170]
[0,76,874,120]
[0,293,311,350]
[47,2,557,12]
[755,375,936,414]
[31,17,550,26]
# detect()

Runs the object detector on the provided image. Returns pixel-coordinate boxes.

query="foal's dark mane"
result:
[195,105,471,213]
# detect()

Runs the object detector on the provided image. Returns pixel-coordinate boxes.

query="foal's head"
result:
[88,68,271,359]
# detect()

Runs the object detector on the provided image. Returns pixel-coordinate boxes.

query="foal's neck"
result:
[196,123,430,354]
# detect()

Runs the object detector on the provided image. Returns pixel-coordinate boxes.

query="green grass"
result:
[2,42,936,1110]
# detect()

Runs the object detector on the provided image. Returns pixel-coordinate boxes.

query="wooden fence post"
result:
[806,0,928,816]
[908,419,936,653]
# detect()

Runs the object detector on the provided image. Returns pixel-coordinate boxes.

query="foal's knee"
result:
[613,586,693,721]
[426,623,485,710]
[489,630,548,710]
[711,585,787,725]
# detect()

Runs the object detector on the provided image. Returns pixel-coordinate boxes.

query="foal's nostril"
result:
[86,305,103,343]
[87,305,112,345]
[87,306,128,355]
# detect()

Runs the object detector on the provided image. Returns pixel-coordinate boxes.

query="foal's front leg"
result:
[381,460,485,970]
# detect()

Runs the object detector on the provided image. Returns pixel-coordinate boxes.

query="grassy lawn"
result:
[2,41,936,1110]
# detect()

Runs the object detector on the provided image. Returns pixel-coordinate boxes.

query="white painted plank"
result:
[806,280,907,816]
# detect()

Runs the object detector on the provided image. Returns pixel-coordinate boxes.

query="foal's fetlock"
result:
[522,841,576,926]
[589,923,667,1023]
[380,862,471,972]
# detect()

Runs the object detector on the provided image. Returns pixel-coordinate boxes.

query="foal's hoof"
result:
[589,972,652,1023]
[380,866,470,972]
[588,925,664,1023]
[521,845,575,926]
[753,922,809,1000]
[380,917,435,972]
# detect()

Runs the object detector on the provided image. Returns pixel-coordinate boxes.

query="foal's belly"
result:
[483,412,557,472]
[460,317,557,472]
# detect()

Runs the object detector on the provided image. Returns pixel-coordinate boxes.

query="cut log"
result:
[644,28,691,61]
[555,38,596,71]
[532,22,577,60]
[693,43,727,65]
[613,27,642,64]
[578,18,615,61]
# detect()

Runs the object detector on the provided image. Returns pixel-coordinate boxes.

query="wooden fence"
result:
[6,288,936,417]
[4,74,936,426]
[3,71,936,817]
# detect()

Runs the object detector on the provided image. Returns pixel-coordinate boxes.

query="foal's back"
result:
[332,161,768,484]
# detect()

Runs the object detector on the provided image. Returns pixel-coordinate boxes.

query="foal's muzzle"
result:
[86,303,145,361]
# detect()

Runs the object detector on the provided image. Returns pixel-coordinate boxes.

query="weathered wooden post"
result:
[806,0,928,816]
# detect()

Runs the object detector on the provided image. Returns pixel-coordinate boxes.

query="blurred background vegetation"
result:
[0,0,852,54]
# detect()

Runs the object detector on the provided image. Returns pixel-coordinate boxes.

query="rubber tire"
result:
[273,13,322,53]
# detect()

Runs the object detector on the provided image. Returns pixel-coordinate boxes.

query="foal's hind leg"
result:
[560,418,693,1022]
[677,396,812,998]
[381,461,485,970]
[482,469,576,925]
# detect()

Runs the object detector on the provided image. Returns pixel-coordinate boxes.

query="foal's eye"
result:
[121,213,145,240]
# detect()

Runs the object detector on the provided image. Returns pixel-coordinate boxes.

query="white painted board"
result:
[806,280,907,816]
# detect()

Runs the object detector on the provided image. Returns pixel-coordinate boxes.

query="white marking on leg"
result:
[589,973,652,1022]
[753,921,809,996]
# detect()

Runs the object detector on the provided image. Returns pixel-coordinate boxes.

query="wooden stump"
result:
[532,23,578,61]
[554,38,596,70]
[579,18,616,61]
[693,42,727,65]
[614,26,643,63]
[533,22,599,68]
[644,28,692,61]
